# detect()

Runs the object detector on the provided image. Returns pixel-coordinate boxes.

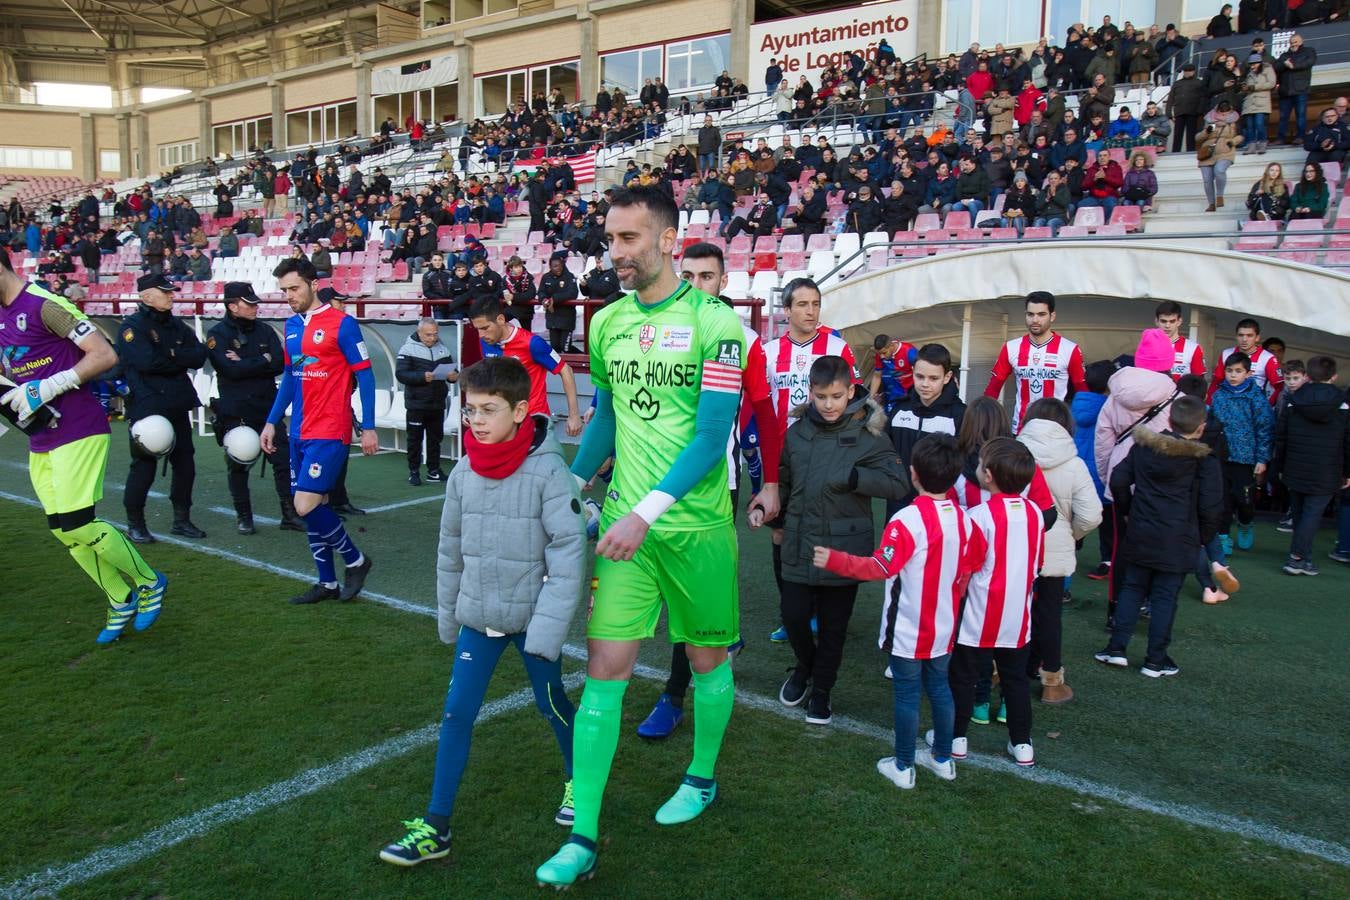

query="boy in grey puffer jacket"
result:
[379,356,586,868]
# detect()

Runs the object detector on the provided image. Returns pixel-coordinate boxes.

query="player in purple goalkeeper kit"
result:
[0,249,166,643]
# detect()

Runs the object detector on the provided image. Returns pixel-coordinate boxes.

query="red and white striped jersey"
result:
[984,332,1087,431]
[959,495,1046,650]
[1207,345,1283,404]
[763,325,860,433]
[818,496,981,659]
[1169,336,1206,380]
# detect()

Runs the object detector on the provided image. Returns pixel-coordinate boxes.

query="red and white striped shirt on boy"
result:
[821,496,982,659]
[950,464,1055,513]
[1169,335,1206,380]
[959,494,1046,650]
[763,325,860,433]
[984,332,1087,431]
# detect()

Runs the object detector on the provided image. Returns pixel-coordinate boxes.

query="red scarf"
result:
[463,415,536,479]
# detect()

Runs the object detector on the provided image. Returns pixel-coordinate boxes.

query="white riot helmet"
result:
[130,415,175,458]
[223,425,262,466]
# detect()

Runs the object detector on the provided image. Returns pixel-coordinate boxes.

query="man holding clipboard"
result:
[395,317,458,486]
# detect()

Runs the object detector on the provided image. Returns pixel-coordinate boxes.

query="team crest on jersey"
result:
[716,340,741,367]
[15,313,26,332]
[794,352,808,371]
[312,329,326,345]
[881,546,895,562]
[308,462,323,478]
[207,337,216,349]
[122,328,135,343]
[638,324,656,354]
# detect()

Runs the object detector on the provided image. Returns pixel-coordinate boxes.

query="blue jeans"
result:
[1108,564,1183,664]
[1279,94,1308,140]
[889,653,954,766]
[698,152,718,172]
[428,626,575,818]
[1003,214,1027,236]
[1244,112,1268,146]
[1078,195,1118,219]
[1288,491,1334,560]
[1194,535,1225,589]
[1033,215,1065,235]
[951,199,984,220]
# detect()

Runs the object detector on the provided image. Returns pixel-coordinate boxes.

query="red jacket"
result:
[1084,161,1123,199]
[967,71,995,101]
[1014,87,1045,126]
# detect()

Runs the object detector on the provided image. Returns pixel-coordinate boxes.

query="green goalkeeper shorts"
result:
[588,525,740,647]
[30,433,109,515]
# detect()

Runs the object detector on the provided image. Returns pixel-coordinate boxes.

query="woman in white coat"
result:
[1018,398,1103,703]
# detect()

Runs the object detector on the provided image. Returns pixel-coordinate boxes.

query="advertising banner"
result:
[748,1,919,89]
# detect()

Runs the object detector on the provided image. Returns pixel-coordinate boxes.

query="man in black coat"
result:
[116,272,209,543]
[1277,33,1317,143]
[421,251,453,318]
[784,184,827,237]
[579,253,622,305]
[467,258,505,307]
[394,318,458,486]
[697,115,722,176]
[845,184,884,234]
[537,251,579,353]
[722,195,777,241]
[206,282,303,534]
[1165,63,1207,151]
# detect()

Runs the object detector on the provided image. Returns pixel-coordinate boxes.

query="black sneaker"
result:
[1276,518,1293,534]
[378,817,451,866]
[805,690,832,725]
[1282,557,1319,576]
[290,583,340,605]
[170,519,207,539]
[778,667,809,707]
[425,469,445,482]
[236,516,256,535]
[1141,657,1180,678]
[1086,561,1111,580]
[408,471,423,486]
[1094,647,1128,667]
[340,555,374,602]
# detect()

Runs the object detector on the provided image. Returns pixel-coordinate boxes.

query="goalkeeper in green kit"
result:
[536,186,747,888]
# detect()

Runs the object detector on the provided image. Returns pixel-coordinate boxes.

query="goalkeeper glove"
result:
[1,369,80,421]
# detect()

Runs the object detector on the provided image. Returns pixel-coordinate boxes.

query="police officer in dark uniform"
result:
[538,250,579,353]
[117,271,208,543]
[580,252,622,305]
[206,281,305,535]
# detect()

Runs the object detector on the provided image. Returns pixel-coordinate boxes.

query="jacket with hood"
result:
[437,416,586,661]
[1273,383,1350,495]
[1072,390,1108,500]
[1095,366,1180,501]
[395,332,455,411]
[1210,377,1275,465]
[889,379,965,508]
[1018,418,1103,577]
[779,391,910,587]
[1109,427,1224,573]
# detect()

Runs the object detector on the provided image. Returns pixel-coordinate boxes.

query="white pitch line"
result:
[0,490,1347,870]
[363,494,445,514]
[0,673,586,900]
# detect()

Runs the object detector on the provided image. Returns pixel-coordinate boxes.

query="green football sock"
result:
[570,677,627,842]
[54,521,156,604]
[688,659,735,780]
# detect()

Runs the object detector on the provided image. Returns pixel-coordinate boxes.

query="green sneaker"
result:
[378,817,451,866]
[554,780,575,826]
[654,774,717,826]
[970,702,990,725]
[536,835,598,888]
[996,700,1007,724]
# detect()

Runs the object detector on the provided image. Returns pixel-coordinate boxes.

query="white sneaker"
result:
[1007,741,1035,767]
[876,757,915,789]
[883,664,893,679]
[925,729,966,760]
[915,747,956,781]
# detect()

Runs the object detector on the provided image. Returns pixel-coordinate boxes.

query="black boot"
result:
[126,509,156,544]
[278,497,306,532]
[170,505,207,539]
[235,501,256,536]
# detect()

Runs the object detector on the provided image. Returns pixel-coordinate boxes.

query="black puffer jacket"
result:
[206,312,283,422]
[395,333,455,412]
[888,379,966,510]
[1273,383,1350,495]
[778,390,910,587]
[1109,426,1224,573]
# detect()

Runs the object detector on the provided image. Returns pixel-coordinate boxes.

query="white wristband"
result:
[632,490,677,526]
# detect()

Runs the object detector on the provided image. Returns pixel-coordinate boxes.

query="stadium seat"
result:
[861,230,889,249]
[943,211,971,230]
[726,252,750,271]
[780,250,806,269]
[752,235,778,254]
[1022,226,1052,239]
[1235,221,1280,251]
[805,233,832,252]
[750,270,779,296]
[1073,207,1105,228]
[1095,224,1127,236]
[834,232,860,258]
[1057,226,1091,238]
[752,252,778,272]
[807,250,836,278]
[728,235,752,254]
[913,213,942,234]
[779,234,804,254]
[1319,161,1342,187]
[1110,205,1143,231]
[725,271,750,299]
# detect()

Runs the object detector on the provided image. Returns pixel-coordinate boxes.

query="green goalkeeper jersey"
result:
[589,282,747,532]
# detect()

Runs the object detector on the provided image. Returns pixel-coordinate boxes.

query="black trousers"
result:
[951,643,1032,744]
[548,328,576,354]
[780,581,859,695]
[126,410,195,513]
[1172,114,1201,152]
[1026,575,1065,674]
[406,407,445,472]
[220,416,290,514]
[1221,460,1256,532]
